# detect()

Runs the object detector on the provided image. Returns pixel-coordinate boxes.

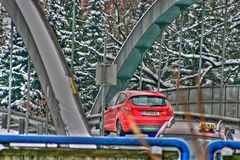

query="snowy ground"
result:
[0,128,18,135]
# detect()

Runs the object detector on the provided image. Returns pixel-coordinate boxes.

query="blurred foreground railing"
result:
[0,135,190,160]
[208,141,240,160]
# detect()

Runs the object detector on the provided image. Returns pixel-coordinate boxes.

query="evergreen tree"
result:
[0,8,45,116]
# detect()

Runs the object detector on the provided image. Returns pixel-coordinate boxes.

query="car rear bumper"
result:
[137,124,161,133]
[121,116,172,133]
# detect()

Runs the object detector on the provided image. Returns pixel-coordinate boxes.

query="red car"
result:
[102,90,174,136]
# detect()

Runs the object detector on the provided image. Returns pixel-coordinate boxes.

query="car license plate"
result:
[141,111,159,116]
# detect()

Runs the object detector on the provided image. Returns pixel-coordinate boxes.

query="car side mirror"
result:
[105,104,109,110]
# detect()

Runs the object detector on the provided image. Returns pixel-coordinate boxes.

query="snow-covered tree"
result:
[139,0,240,90]
[0,6,46,116]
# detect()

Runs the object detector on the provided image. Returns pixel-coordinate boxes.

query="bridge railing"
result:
[161,85,240,118]
[0,108,56,134]
[0,135,240,159]
[0,135,190,160]
[207,140,240,160]
[86,111,240,129]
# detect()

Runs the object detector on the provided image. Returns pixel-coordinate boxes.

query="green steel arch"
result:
[90,0,195,114]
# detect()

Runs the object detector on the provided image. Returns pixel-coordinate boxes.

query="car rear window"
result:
[130,96,167,106]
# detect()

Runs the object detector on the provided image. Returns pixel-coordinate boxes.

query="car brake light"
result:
[167,106,173,115]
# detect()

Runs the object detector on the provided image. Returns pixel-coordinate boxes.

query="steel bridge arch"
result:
[90,0,195,114]
[0,0,91,136]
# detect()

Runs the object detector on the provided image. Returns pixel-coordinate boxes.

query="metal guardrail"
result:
[175,112,240,127]
[88,85,240,129]
[0,108,56,134]
[207,140,240,160]
[161,85,240,118]
[87,112,240,129]
[0,135,190,160]
[87,113,101,128]
[3,108,239,135]
[0,108,47,123]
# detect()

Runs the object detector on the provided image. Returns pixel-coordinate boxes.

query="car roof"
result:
[119,90,167,98]
[158,119,225,139]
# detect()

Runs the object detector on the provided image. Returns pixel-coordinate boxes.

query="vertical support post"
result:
[220,0,228,116]
[70,0,76,75]
[187,87,190,112]
[37,123,44,135]
[198,1,205,117]
[1,114,8,129]
[139,55,144,90]
[198,2,205,116]
[25,57,30,135]
[45,87,49,134]
[157,27,164,92]
[100,38,107,136]
[211,85,214,115]
[45,106,49,134]
[224,86,227,116]
[176,10,184,111]
[19,118,25,134]
[198,1,205,78]
[7,21,13,133]
[237,85,240,118]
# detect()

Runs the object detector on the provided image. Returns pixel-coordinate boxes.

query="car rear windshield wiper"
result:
[150,104,165,107]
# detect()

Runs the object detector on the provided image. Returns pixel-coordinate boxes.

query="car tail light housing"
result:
[167,105,174,116]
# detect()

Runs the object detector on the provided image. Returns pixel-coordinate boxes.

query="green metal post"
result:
[25,57,30,134]
[45,87,50,135]
[220,0,228,116]
[176,10,184,111]
[70,0,76,75]
[139,55,144,90]
[100,38,107,136]
[7,21,13,133]
[157,27,164,92]
[197,1,205,115]
[198,1,205,80]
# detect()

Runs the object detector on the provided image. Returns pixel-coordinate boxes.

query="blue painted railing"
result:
[207,140,240,160]
[0,135,190,160]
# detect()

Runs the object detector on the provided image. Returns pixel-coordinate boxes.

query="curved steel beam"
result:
[90,0,195,114]
[0,0,91,136]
